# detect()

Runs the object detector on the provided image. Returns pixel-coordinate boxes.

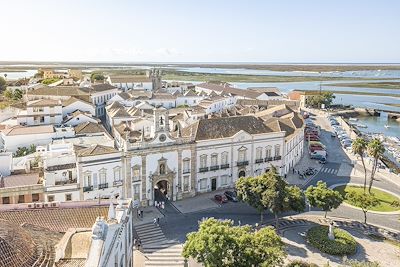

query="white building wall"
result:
[63,101,96,116]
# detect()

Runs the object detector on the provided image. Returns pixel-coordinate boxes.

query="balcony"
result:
[113,180,123,187]
[210,165,220,171]
[274,156,282,160]
[183,169,191,174]
[255,159,264,164]
[99,183,109,189]
[55,178,77,185]
[220,164,230,169]
[199,167,209,173]
[264,157,273,162]
[236,161,249,167]
[83,185,93,192]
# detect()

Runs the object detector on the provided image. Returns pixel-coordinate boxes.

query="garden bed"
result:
[307,225,357,256]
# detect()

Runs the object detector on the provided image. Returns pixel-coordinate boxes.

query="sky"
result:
[1,0,399,63]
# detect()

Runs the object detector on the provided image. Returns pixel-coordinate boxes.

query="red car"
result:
[306,135,320,141]
[214,194,228,203]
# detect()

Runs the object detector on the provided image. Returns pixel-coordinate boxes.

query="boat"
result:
[356,124,368,128]
[384,125,390,129]
[349,118,358,122]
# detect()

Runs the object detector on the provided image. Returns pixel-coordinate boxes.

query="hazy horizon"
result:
[1,0,400,63]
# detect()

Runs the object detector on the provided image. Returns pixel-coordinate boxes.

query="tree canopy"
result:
[352,137,368,192]
[0,77,6,92]
[236,168,305,227]
[305,181,343,218]
[307,91,335,108]
[182,218,286,267]
[91,72,105,81]
[346,191,379,224]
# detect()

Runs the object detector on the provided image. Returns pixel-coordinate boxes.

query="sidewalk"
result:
[172,189,225,213]
[133,206,164,226]
[285,142,322,186]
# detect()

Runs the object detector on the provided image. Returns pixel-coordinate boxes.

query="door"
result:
[211,178,217,191]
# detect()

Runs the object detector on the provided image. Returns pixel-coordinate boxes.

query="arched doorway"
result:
[154,180,169,202]
[238,170,246,178]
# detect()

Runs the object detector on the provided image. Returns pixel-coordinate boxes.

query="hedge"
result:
[287,260,319,267]
[307,225,357,255]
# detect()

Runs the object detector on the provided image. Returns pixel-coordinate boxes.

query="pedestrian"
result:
[154,200,158,208]
[137,239,142,251]
[140,210,143,219]
[157,217,160,225]
[161,201,165,210]
[238,220,241,226]
[293,168,295,174]
[137,209,140,218]
[153,218,157,225]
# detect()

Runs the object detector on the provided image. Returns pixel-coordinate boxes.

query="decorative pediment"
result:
[232,130,252,142]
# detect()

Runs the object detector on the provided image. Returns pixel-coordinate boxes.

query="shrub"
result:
[287,260,319,267]
[307,225,357,256]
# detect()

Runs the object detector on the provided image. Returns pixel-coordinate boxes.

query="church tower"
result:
[153,107,169,133]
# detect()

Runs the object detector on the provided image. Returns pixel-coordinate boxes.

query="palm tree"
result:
[352,137,368,192]
[367,138,385,194]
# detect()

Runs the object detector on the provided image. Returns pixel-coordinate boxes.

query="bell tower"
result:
[154,107,169,133]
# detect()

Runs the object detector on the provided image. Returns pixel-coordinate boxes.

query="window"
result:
[2,197,10,204]
[48,195,55,202]
[221,152,228,165]
[133,184,140,200]
[238,147,247,162]
[200,155,207,168]
[33,107,44,112]
[132,167,140,181]
[211,153,218,166]
[32,194,40,202]
[274,145,281,157]
[265,146,272,158]
[84,171,92,187]
[183,159,190,173]
[18,195,25,203]
[220,175,230,186]
[256,147,263,160]
[114,167,121,181]
[65,194,72,201]
[99,168,107,184]
[199,178,207,190]
[183,175,190,192]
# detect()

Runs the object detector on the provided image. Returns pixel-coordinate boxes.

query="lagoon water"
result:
[2,65,400,136]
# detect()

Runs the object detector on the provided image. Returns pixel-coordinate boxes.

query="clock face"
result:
[159,134,166,142]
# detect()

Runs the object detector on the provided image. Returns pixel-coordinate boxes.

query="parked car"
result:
[214,194,228,203]
[224,191,238,202]
[319,158,327,164]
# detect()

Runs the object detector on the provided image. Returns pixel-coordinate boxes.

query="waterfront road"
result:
[159,112,399,243]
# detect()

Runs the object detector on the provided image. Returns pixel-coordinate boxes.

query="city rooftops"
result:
[1,125,54,136]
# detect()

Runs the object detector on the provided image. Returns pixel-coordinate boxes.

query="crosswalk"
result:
[319,167,338,175]
[135,223,186,267]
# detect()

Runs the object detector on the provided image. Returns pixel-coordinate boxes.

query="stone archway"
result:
[154,179,170,202]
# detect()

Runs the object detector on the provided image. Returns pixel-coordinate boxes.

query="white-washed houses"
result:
[62,97,96,117]
[16,99,63,126]
[77,145,123,200]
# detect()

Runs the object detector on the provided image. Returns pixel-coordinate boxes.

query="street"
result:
[157,112,400,243]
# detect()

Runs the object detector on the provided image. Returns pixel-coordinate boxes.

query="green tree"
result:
[3,89,13,99]
[42,78,60,85]
[12,88,23,100]
[0,76,6,92]
[346,191,379,224]
[321,91,335,107]
[305,181,343,218]
[91,72,105,82]
[367,139,385,193]
[236,168,305,228]
[352,137,368,192]
[182,218,285,267]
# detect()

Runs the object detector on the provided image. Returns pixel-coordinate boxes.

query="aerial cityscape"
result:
[0,1,399,267]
